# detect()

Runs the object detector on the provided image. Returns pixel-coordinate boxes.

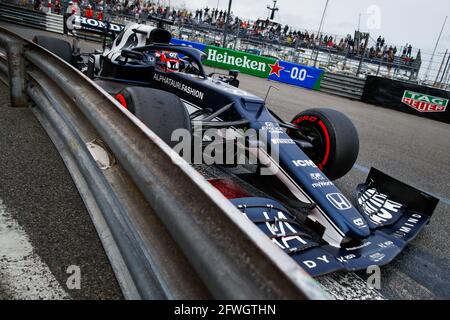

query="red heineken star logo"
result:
[269,61,284,77]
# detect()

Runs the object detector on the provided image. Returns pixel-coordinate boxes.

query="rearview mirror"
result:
[121,49,145,61]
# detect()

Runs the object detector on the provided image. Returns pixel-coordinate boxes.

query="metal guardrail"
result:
[0,26,329,300]
[0,2,63,34]
[320,72,366,100]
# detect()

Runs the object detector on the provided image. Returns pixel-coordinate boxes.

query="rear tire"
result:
[290,108,359,180]
[117,87,191,148]
[33,36,73,64]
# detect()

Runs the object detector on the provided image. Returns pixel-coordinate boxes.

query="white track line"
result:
[0,199,69,300]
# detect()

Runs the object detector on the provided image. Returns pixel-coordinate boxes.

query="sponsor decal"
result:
[336,254,357,263]
[292,160,317,167]
[345,241,372,251]
[310,173,324,181]
[271,138,295,145]
[312,181,334,188]
[268,61,285,77]
[377,241,394,249]
[326,193,352,210]
[203,46,276,78]
[302,255,331,269]
[358,188,402,226]
[153,74,204,100]
[261,122,284,133]
[70,16,124,33]
[310,172,334,188]
[369,252,386,263]
[392,213,423,238]
[401,90,448,113]
[267,60,325,90]
[353,218,366,227]
[295,115,318,123]
[262,211,309,251]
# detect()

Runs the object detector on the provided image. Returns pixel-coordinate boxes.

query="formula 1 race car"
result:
[32,16,439,276]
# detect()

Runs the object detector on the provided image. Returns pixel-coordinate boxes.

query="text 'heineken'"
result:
[203,46,275,78]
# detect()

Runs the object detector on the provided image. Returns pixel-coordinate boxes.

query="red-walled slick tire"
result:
[290,108,359,180]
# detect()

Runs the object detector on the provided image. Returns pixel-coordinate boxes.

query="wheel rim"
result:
[290,115,331,170]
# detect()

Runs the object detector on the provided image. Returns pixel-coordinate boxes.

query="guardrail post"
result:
[6,41,27,108]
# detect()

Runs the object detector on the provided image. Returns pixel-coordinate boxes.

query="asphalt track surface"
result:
[0,21,449,300]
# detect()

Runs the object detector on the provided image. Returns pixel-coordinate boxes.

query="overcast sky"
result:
[169,0,450,56]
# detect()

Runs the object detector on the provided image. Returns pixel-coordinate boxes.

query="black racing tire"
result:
[33,35,73,64]
[290,108,359,180]
[116,87,191,148]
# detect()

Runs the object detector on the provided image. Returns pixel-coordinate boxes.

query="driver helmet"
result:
[156,51,180,72]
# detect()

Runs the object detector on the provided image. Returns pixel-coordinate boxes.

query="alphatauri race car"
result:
[32,16,439,276]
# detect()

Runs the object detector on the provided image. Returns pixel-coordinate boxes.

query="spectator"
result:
[54,0,61,14]
[65,0,73,14]
[387,49,394,75]
[34,0,41,11]
[85,4,93,18]
[96,6,103,20]
[407,44,412,57]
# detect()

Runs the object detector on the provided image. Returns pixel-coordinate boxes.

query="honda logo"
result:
[326,193,352,210]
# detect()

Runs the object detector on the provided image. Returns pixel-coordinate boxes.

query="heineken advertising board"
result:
[170,38,324,89]
[267,60,324,90]
[203,45,276,78]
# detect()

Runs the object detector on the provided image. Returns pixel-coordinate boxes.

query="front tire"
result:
[290,108,359,180]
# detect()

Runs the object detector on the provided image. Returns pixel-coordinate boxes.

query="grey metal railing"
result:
[0,2,63,34]
[0,26,329,300]
[320,72,366,100]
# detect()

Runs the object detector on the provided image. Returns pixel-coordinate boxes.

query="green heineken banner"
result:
[203,45,276,78]
[170,39,324,90]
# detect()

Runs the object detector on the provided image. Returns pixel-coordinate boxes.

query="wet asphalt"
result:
[0,83,122,299]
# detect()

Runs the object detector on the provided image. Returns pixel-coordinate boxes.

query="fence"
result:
[0,1,63,33]
[0,25,329,300]
[320,73,366,100]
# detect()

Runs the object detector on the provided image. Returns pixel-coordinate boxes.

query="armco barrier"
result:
[362,76,450,123]
[0,26,329,300]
